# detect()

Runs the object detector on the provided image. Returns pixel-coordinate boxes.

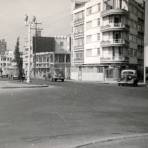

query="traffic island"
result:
[0,81,49,89]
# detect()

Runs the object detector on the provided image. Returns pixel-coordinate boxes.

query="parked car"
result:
[48,69,65,82]
[12,74,26,80]
[118,69,138,87]
[0,74,8,78]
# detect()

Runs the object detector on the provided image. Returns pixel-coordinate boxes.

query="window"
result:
[97,18,100,26]
[43,56,46,62]
[59,55,64,62]
[74,11,84,21]
[39,57,42,62]
[86,49,92,57]
[74,52,83,61]
[102,48,112,57]
[119,47,123,56]
[75,25,83,33]
[98,3,101,12]
[86,35,92,43]
[75,38,84,47]
[91,3,101,14]
[50,54,53,62]
[66,54,70,63]
[86,7,92,15]
[47,57,49,62]
[97,48,100,55]
[60,41,64,46]
[86,21,92,30]
[97,33,100,41]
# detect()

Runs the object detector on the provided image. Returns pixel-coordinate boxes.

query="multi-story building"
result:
[71,0,144,81]
[23,35,71,79]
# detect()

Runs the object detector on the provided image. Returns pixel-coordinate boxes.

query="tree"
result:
[14,37,24,81]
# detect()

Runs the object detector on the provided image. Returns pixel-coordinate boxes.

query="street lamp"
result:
[24,15,36,83]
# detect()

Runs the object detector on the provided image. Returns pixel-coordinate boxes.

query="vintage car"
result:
[118,69,138,86]
[48,69,65,82]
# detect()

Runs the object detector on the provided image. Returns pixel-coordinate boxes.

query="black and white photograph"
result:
[0,0,148,147]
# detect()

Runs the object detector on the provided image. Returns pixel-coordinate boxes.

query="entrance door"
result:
[78,67,82,81]
[105,68,114,81]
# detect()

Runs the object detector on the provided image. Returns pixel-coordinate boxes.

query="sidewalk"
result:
[0,79,49,89]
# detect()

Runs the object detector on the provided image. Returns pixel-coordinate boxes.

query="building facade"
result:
[23,35,71,79]
[71,0,144,81]
[0,50,13,76]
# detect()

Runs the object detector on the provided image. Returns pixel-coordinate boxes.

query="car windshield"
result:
[122,71,134,75]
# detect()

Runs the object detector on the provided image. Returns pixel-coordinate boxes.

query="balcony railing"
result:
[74,19,84,26]
[101,9,128,17]
[74,45,84,50]
[74,32,84,38]
[101,23,129,32]
[100,56,129,63]
[101,39,128,47]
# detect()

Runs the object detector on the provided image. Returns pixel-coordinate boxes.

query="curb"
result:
[0,85,49,89]
[75,133,148,148]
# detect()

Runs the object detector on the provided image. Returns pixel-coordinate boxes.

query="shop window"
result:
[106,69,114,78]
[97,67,103,73]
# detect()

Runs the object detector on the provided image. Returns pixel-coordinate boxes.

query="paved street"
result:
[0,81,148,147]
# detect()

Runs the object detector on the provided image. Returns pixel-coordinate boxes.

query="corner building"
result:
[71,0,144,82]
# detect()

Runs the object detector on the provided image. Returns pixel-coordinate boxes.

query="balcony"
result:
[74,19,84,27]
[101,39,128,47]
[101,9,128,17]
[74,45,84,51]
[101,23,129,32]
[100,56,129,63]
[74,32,84,39]
[74,58,84,65]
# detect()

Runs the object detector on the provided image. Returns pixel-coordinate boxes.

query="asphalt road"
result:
[0,81,148,148]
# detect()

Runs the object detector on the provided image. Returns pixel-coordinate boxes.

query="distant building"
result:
[23,35,71,79]
[0,50,13,76]
[0,39,7,55]
[71,0,145,81]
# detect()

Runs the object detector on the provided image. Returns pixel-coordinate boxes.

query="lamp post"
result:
[24,15,36,83]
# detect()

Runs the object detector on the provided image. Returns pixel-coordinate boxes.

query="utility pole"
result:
[24,15,42,83]
[24,15,31,83]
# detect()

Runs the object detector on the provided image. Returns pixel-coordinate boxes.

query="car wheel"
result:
[61,79,64,82]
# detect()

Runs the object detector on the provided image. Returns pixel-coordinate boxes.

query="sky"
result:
[0,0,71,50]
